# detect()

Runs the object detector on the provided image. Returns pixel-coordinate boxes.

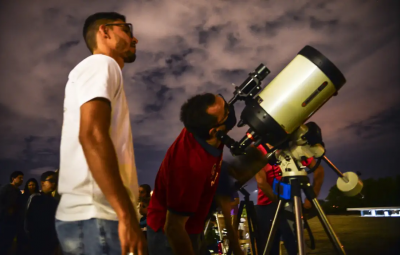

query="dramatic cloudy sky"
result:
[0,0,399,201]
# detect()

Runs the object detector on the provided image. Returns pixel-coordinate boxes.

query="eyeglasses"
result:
[104,23,134,38]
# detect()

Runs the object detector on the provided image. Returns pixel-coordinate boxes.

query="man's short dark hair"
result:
[10,171,24,183]
[140,184,151,197]
[83,12,126,53]
[40,171,56,182]
[180,93,218,140]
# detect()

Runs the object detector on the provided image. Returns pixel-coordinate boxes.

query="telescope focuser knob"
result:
[237,119,246,127]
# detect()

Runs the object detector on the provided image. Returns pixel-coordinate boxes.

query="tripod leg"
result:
[289,178,306,255]
[263,199,283,255]
[236,201,245,230]
[246,201,258,255]
[293,193,306,255]
[204,218,211,236]
[312,198,346,255]
[303,183,346,255]
[228,201,246,255]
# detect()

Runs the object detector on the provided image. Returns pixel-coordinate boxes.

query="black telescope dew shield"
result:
[241,46,346,147]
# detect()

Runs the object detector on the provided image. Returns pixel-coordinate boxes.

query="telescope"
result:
[219,45,347,152]
[219,46,363,255]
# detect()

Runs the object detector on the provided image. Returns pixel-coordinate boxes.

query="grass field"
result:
[280,215,400,255]
[7,215,400,255]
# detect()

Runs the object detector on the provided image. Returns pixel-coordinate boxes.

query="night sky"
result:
[0,0,399,202]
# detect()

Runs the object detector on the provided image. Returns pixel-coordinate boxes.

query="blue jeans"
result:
[55,218,121,255]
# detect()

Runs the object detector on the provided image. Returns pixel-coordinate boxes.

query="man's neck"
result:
[92,50,124,69]
[206,138,221,148]
[10,183,18,188]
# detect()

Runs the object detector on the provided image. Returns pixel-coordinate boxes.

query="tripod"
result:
[228,187,259,255]
[263,175,345,255]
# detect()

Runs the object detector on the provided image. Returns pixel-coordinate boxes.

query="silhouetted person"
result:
[17,178,39,255]
[52,169,61,201]
[139,196,150,239]
[0,171,24,254]
[139,184,151,200]
[25,171,58,255]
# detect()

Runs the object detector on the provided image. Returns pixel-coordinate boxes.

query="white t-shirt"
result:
[56,54,139,222]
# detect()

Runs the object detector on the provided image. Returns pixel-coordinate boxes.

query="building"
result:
[347,207,400,217]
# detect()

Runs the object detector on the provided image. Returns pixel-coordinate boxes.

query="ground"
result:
[7,215,400,254]
[280,215,400,255]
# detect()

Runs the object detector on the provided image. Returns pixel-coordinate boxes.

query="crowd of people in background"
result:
[0,167,244,255]
[0,170,59,255]
[0,170,153,255]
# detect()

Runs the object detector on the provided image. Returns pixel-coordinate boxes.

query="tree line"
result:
[321,175,400,214]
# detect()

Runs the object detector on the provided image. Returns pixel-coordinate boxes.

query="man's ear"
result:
[209,128,217,137]
[99,24,109,38]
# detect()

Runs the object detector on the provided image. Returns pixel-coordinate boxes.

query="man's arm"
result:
[231,197,240,207]
[216,195,244,255]
[164,211,195,255]
[0,185,18,216]
[303,159,325,209]
[308,159,325,197]
[79,98,145,254]
[255,169,277,202]
[25,195,40,234]
[79,98,136,220]
[0,185,6,204]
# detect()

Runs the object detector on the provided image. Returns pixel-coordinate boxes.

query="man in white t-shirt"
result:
[56,12,146,255]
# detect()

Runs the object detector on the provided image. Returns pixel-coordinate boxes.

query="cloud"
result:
[123,0,400,151]
[344,102,400,141]
[59,40,80,51]
[0,0,399,192]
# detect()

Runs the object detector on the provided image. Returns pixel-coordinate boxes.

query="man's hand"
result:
[216,196,245,255]
[119,216,147,255]
[164,211,195,255]
[303,159,324,210]
[231,197,240,207]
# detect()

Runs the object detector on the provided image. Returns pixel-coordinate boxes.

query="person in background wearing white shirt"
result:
[55,12,146,255]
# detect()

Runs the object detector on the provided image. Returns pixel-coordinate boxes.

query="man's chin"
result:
[124,53,136,63]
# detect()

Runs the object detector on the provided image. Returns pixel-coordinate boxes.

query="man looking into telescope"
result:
[146,93,244,255]
[255,145,325,255]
